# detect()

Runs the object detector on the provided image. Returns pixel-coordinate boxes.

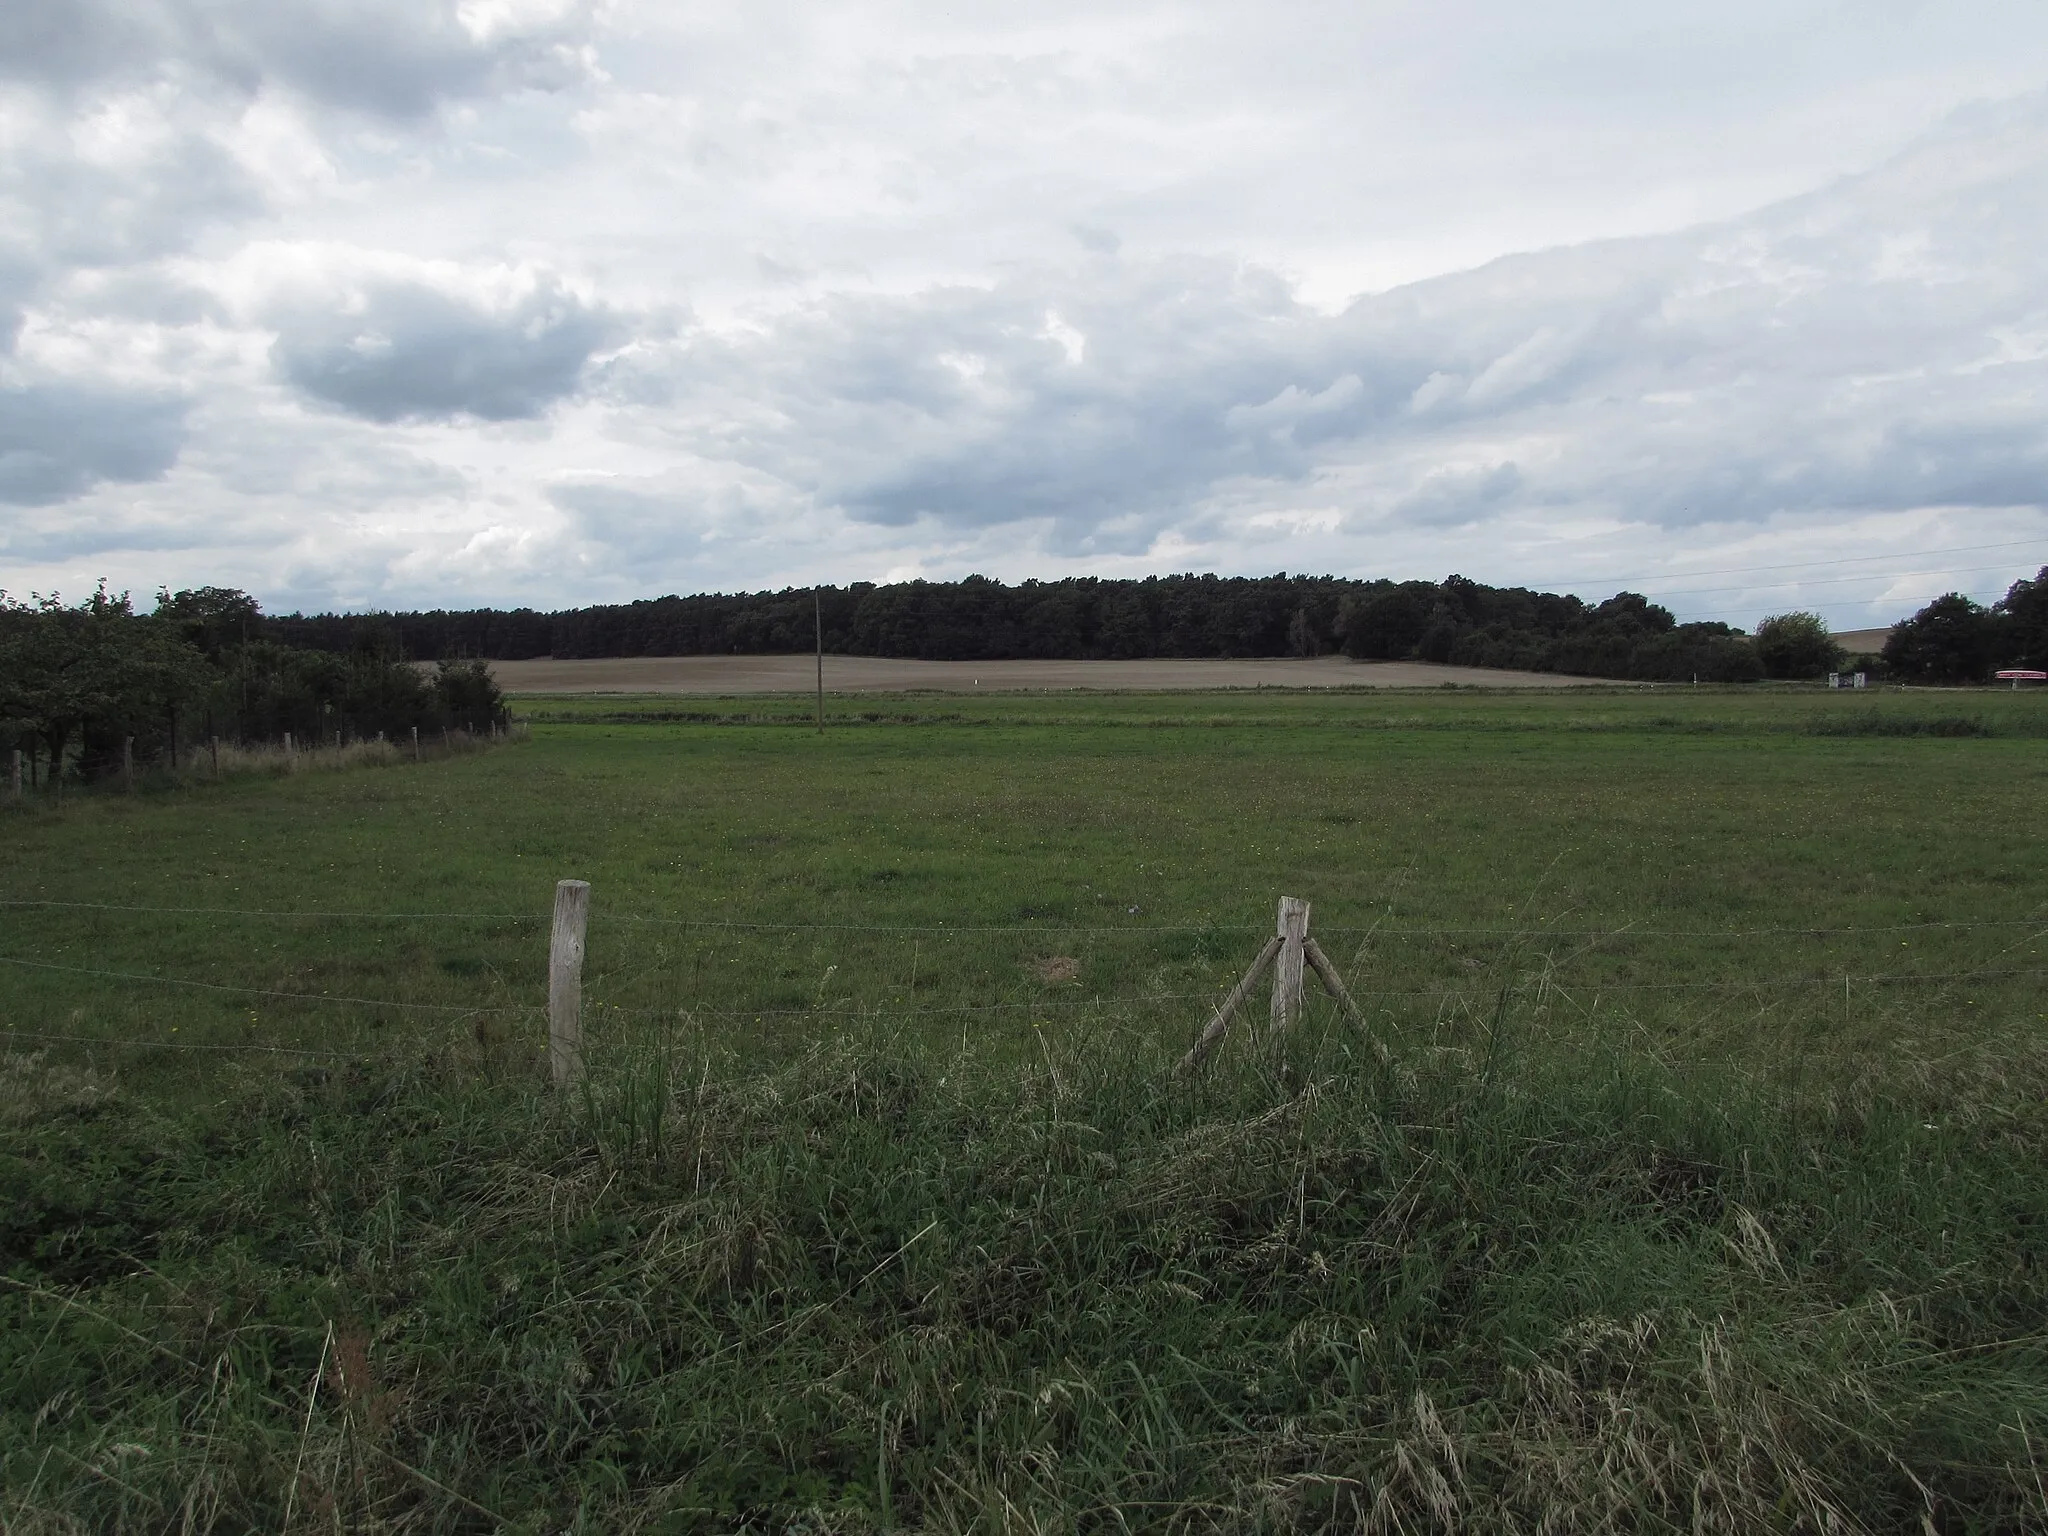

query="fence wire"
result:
[3,893,2042,1060]
[4,896,2043,941]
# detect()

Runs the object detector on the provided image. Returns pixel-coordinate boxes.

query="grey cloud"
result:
[273,276,621,422]
[0,384,187,506]
[223,1,596,119]
[656,257,1339,545]
[1391,463,1524,528]
[7,132,259,276]
[637,90,2048,547]
[0,2,172,88]
[0,0,600,117]
[551,481,709,564]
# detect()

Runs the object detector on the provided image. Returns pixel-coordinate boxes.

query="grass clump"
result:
[5,1016,2046,1532]
[1804,711,1996,738]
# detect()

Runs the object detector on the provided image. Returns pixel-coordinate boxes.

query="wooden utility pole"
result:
[549,879,590,1086]
[1177,895,1365,1074]
[815,589,825,734]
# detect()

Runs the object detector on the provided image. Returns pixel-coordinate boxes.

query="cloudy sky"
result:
[4,0,2047,626]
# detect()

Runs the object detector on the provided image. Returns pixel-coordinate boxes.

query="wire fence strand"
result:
[4,896,2043,941]
[0,954,533,1014]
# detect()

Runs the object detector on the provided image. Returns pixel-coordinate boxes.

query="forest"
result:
[265,567,2048,684]
[269,573,1770,680]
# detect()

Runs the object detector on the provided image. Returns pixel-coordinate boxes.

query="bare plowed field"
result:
[482,654,1593,693]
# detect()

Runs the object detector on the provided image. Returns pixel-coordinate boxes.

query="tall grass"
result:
[2,726,526,810]
[5,1002,2045,1531]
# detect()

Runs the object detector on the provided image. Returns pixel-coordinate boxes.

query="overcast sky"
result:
[3,0,2047,625]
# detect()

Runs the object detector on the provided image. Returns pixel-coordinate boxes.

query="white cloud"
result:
[1,0,2045,627]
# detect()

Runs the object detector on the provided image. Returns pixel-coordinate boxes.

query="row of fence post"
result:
[541,884,1353,1091]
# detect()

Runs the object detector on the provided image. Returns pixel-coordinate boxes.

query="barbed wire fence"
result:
[2,889,2043,1073]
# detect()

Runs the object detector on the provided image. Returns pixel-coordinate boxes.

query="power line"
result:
[1640,561,2029,604]
[1526,537,2045,594]
[1668,582,2018,623]
[4,898,2039,940]
[0,1028,360,1058]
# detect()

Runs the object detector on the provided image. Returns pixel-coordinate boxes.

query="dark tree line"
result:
[242,565,2048,686]
[1880,569,2048,683]
[1,586,508,788]
[267,573,1766,682]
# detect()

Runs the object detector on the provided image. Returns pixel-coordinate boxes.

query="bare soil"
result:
[483,654,1595,694]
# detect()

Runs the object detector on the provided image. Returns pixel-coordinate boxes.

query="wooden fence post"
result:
[209,737,220,780]
[1178,893,1366,1073]
[549,879,591,1087]
[122,737,133,791]
[1269,896,1309,1036]
[9,748,20,801]
[411,725,420,762]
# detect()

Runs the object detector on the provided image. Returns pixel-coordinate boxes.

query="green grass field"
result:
[5,687,2047,1531]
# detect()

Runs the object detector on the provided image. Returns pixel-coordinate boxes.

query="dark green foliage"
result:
[153,584,267,661]
[263,573,1766,683]
[1883,594,1993,683]
[1996,565,2048,669]
[1340,582,1761,682]
[0,586,511,787]
[433,657,509,733]
[1753,611,1846,680]
[1882,584,2035,683]
[0,584,210,783]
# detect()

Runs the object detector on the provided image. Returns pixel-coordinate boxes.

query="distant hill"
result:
[1831,628,1895,656]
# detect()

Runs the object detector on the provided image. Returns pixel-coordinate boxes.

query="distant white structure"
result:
[1826,672,1868,689]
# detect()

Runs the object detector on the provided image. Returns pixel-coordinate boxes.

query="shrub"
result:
[1754,612,1846,680]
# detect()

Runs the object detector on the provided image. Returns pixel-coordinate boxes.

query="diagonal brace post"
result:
[1175,935,1281,1075]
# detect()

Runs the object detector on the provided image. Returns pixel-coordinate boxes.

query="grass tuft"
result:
[5,1014,2047,1531]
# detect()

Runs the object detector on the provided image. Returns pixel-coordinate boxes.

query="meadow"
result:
[3,684,2047,1531]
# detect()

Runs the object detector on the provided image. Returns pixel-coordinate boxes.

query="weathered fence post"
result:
[122,736,134,791]
[1177,894,1368,1074]
[1269,896,1309,1036]
[549,879,590,1087]
[9,748,20,801]
[411,725,420,762]
[209,736,220,780]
